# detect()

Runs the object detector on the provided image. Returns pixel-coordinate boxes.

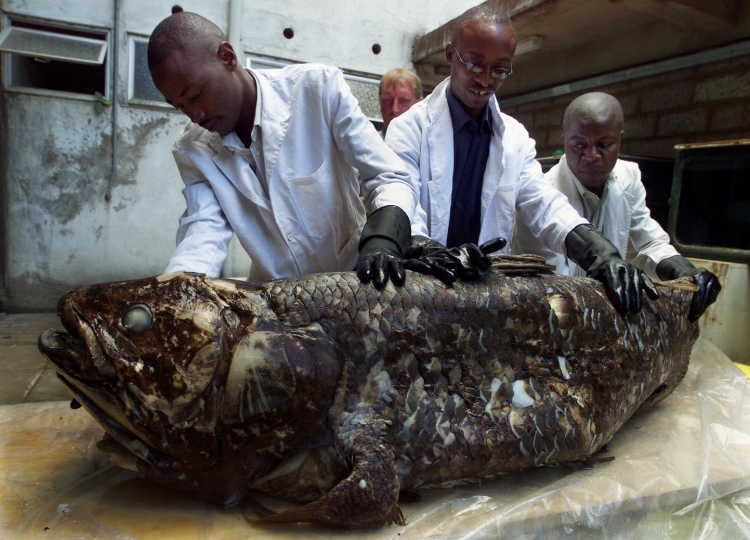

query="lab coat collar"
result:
[559,154,629,251]
[429,77,504,133]
[425,78,454,242]
[426,78,451,124]
[206,68,290,203]
[206,68,291,156]
[249,68,291,125]
[563,155,618,206]
[248,68,290,182]
[446,85,494,136]
[479,87,507,229]
[425,77,509,244]
[220,70,264,151]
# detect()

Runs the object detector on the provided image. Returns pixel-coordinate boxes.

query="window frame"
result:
[0,13,111,102]
[668,142,750,264]
[245,54,291,70]
[244,53,383,123]
[0,26,107,64]
[126,33,170,110]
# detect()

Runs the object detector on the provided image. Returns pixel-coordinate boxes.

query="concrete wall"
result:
[694,259,750,365]
[502,54,750,159]
[0,91,184,309]
[0,0,481,311]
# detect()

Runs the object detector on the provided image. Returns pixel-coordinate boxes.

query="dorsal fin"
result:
[489,254,556,275]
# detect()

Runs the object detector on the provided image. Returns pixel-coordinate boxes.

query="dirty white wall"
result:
[0,0,482,311]
[240,0,482,75]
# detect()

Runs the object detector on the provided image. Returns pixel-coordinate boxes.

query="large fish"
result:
[38,259,699,527]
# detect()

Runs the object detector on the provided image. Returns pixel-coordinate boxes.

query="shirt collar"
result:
[566,158,616,207]
[446,85,494,136]
[222,69,263,149]
[250,70,262,130]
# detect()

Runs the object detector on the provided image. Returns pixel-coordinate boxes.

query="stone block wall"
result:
[502,55,750,159]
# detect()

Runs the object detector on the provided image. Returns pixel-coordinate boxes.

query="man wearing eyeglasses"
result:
[385,4,660,317]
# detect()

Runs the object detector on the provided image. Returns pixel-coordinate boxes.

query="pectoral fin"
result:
[260,431,404,527]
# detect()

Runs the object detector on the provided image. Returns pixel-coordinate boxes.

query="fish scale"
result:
[262,270,696,488]
[38,263,698,528]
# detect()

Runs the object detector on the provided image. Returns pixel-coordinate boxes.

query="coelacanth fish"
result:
[38,258,699,528]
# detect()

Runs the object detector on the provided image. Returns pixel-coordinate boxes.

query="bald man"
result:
[513,92,721,320]
[147,11,419,287]
[385,5,659,316]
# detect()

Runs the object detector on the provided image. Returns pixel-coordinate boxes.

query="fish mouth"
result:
[55,373,174,472]
[38,328,84,374]
[40,319,179,473]
[38,300,117,382]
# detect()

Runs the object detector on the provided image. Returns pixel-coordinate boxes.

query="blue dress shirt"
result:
[445,86,494,248]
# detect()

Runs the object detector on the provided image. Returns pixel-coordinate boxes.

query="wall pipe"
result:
[228,0,244,67]
[104,0,119,201]
[221,0,245,278]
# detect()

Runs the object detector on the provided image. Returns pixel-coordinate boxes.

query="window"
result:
[245,54,382,125]
[341,72,381,124]
[245,55,289,71]
[0,18,108,97]
[127,35,166,106]
[669,141,750,264]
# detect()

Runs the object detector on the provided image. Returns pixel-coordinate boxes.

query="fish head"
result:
[39,273,344,500]
[39,272,240,471]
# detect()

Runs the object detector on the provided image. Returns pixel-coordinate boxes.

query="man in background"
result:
[513,92,721,320]
[379,69,422,136]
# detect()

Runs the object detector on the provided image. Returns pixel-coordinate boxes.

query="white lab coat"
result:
[513,156,679,277]
[164,63,416,279]
[384,77,586,252]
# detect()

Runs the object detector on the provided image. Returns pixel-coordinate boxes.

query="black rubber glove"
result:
[402,236,458,284]
[656,255,721,322]
[356,205,411,289]
[565,224,659,317]
[403,236,507,285]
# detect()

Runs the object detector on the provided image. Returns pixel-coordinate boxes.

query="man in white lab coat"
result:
[513,92,721,320]
[385,4,659,316]
[147,11,423,288]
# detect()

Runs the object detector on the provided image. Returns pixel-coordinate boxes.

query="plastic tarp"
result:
[2,338,750,539]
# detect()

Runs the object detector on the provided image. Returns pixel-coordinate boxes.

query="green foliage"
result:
[94,91,112,114]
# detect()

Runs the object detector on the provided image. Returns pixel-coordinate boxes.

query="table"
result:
[2,338,749,539]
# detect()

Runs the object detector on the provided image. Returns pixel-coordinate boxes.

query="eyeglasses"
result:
[452,46,512,80]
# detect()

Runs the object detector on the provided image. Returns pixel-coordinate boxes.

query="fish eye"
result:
[121,304,153,333]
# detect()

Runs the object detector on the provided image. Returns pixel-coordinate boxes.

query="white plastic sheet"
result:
[2,338,749,539]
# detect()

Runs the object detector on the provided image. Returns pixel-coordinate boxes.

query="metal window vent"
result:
[0,26,107,65]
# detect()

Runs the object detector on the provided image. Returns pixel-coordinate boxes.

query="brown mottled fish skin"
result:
[38,263,699,528]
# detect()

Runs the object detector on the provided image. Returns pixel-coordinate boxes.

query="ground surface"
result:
[0,313,70,404]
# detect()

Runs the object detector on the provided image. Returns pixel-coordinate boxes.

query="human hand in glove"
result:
[565,224,659,317]
[402,236,456,283]
[403,236,507,285]
[656,255,721,321]
[356,205,411,289]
